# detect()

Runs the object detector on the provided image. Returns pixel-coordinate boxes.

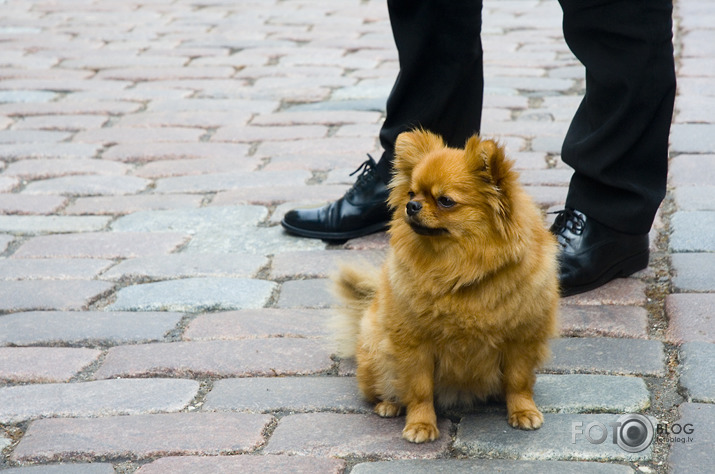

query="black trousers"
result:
[375,0,676,235]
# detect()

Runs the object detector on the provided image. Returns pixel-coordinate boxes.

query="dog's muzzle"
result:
[406,200,422,217]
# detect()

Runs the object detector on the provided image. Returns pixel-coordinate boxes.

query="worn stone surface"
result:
[0,311,183,346]
[673,186,715,211]
[546,338,665,376]
[183,225,326,254]
[65,194,204,215]
[100,253,268,281]
[154,170,311,193]
[455,413,655,462]
[351,459,634,473]
[110,206,268,232]
[559,279,647,306]
[107,277,276,312]
[0,347,102,383]
[0,234,14,253]
[559,305,649,339]
[0,258,113,280]
[0,194,67,214]
[666,294,715,344]
[0,215,110,234]
[12,232,189,259]
[0,464,115,474]
[22,175,150,196]
[0,280,114,312]
[183,308,332,340]
[678,342,715,403]
[668,403,715,473]
[270,249,386,279]
[93,339,333,379]
[204,376,370,414]
[276,279,335,308]
[265,413,452,459]
[12,413,274,462]
[0,379,200,424]
[135,455,346,474]
[670,211,715,252]
[671,253,715,292]
[533,374,650,414]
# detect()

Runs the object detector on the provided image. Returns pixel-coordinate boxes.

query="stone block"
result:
[107,277,276,312]
[93,339,333,379]
[12,413,273,462]
[0,379,199,423]
[265,413,452,459]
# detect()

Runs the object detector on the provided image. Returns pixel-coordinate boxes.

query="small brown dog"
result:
[332,129,559,443]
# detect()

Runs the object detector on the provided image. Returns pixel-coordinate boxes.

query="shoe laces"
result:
[346,154,379,198]
[550,208,586,247]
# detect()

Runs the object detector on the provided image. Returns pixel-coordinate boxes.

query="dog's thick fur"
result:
[332,129,559,443]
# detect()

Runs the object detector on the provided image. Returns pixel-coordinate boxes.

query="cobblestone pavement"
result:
[0,0,713,472]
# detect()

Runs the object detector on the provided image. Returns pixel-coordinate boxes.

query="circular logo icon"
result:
[616,414,654,453]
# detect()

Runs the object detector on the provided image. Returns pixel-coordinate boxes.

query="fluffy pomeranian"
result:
[332,129,559,443]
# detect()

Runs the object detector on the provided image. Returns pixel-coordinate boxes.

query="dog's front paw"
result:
[402,422,440,443]
[508,408,544,430]
[375,400,401,417]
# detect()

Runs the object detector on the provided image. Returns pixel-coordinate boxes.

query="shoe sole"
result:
[280,219,390,244]
[560,249,649,298]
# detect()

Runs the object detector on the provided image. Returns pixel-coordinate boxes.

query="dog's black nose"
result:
[406,200,422,216]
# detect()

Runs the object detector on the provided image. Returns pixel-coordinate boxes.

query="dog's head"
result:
[389,129,519,244]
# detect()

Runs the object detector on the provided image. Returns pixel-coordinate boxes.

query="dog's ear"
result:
[466,135,519,238]
[393,129,444,178]
[389,129,445,207]
[465,135,513,189]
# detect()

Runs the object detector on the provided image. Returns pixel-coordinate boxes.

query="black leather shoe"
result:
[281,155,391,243]
[550,208,649,297]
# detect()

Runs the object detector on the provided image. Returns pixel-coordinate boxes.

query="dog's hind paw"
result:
[402,422,440,443]
[508,408,544,430]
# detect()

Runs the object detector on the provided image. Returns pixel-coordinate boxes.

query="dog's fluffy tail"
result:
[330,261,380,358]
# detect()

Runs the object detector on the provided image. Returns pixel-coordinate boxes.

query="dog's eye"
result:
[408,191,415,199]
[437,196,456,208]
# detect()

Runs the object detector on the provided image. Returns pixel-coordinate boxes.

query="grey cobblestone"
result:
[12,413,274,463]
[183,308,331,340]
[546,337,665,376]
[110,205,268,232]
[0,215,110,234]
[0,379,200,424]
[670,211,715,252]
[668,403,715,472]
[100,253,268,281]
[135,455,345,474]
[670,253,715,292]
[264,413,452,459]
[0,465,115,474]
[455,413,655,462]
[679,342,715,403]
[107,277,276,312]
[0,258,113,280]
[351,459,633,474]
[93,340,333,379]
[0,280,114,312]
[0,311,184,347]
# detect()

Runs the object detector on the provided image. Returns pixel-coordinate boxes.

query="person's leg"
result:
[282,0,484,241]
[374,0,484,183]
[552,0,676,295]
[558,0,676,235]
